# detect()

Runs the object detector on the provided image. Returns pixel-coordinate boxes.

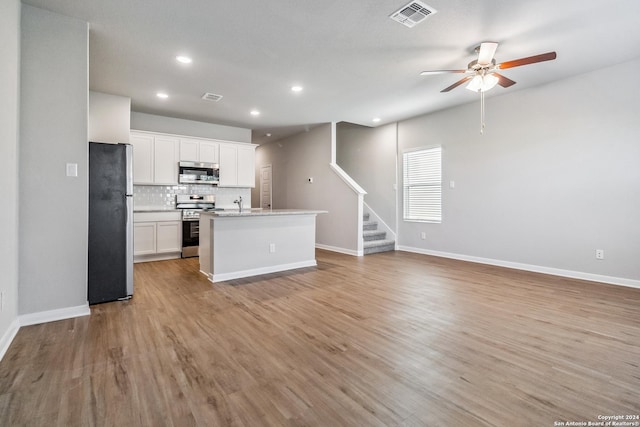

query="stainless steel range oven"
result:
[175,194,216,258]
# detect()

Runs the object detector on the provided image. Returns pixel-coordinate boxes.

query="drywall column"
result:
[19,6,90,318]
[0,0,21,356]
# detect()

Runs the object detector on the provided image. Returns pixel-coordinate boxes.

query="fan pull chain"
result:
[480,89,485,134]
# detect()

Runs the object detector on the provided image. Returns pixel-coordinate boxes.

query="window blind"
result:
[403,146,442,222]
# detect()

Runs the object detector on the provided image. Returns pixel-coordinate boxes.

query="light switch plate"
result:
[66,163,78,177]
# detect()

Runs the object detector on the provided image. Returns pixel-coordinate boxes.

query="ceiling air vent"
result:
[201,92,223,102]
[390,1,437,28]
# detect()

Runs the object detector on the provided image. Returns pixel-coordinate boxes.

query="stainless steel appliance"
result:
[88,142,133,304]
[175,194,216,258]
[178,161,219,185]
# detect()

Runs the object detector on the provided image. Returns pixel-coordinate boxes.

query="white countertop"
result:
[133,206,179,213]
[201,208,328,217]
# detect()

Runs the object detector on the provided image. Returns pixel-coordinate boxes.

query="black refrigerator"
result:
[88,142,134,304]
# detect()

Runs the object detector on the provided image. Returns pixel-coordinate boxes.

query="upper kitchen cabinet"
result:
[179,138,219,164]
[130,130,179,185]
[130,132,154,184]
[199,141,220,164]
[219,143,256,187]
[153,135,180,184]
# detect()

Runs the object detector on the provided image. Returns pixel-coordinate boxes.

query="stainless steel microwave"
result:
[178,161,219,185]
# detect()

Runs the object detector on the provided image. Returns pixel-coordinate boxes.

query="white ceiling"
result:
[23,0,640,144]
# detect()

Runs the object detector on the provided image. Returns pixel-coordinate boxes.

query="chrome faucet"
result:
[233,196,243,213]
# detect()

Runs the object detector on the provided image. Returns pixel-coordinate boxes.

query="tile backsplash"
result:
[134,185,251,210]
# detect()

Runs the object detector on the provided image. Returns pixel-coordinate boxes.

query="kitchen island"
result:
[199,209,327,282]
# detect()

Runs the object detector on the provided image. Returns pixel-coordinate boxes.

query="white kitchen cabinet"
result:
[133,222,156,255]
[219,143,255,187]
[237,145,256,187]
[180,138,219,164]
[131,131,179,185]
[199,141,219,164]
[179,138,199,162]
[133,211,182,262]
[219,143,238,187]
[153,136,180,184]
[156,221,182,253]
[130,133,154,184]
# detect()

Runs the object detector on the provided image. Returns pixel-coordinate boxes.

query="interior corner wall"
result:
[397,58,640,282]
[336,122,397,229]
[0,0,21,341]
[130,112,252,143]
[255,124,360,253]
[19,5,89,315]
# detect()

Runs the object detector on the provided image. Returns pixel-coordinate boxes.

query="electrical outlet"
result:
[420,232,426,240]
[595,249,604,260]
[269,243,276,253]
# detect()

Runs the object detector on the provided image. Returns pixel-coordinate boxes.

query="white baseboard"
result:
[211,260,317,282]
[0,319,20,362]
[398,246,640,289]
[19,304,91,327]
[316,244,362,257]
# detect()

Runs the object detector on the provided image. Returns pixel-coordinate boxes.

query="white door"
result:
[134,222,156,255]
[153,136,180,184]
[218,143,238,186]
[260,164,272,209]
[156,221,182,253]
[199,141,219,164]
[236,145,256,187]
[130,132,154,184]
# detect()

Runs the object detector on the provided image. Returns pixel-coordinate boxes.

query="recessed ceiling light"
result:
[265,133,272,137]
[156,92,169,99]
[291,85,303,92]
[372,117,381,123]
[176,56,192,64]
[250,110,260,116]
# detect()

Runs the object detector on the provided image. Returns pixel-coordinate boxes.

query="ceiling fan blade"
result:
[497,51,557,69]
[441,76,473,92]
[493,72,516,88]
[420,69,467,75]
[477,42,498,66]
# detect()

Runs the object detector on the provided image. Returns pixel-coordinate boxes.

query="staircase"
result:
[363,213,395,255]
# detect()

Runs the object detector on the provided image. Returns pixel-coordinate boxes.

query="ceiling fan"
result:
[420,42,557,133]
[421,42,557,93]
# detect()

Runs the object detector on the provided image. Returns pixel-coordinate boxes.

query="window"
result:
[403,146,442,223]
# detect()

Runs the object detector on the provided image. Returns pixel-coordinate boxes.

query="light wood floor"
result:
[1,250,639,426]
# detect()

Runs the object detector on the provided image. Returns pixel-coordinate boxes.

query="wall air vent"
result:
[201,92,223,102]
[390,1,437,28]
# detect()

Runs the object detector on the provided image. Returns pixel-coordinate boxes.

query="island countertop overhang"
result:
[200,209,328,218]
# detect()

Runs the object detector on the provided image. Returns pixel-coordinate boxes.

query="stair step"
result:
[363,220,378,231]
[363,230,386,241]
[363,239,395,255]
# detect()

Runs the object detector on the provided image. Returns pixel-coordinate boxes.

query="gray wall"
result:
[89,91,131,143]
[131,112,251,143]
[336,122,397,229]
[398,58,640,282]
[19,5,89,314]
[255,124,360,253]
[0,0,21,340]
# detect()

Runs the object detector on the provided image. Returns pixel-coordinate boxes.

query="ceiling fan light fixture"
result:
[466,74,499,92]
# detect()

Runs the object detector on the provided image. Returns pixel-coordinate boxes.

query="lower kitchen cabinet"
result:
[134,211,182,262]
[133,222,156,255]
[156,221,181,253]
